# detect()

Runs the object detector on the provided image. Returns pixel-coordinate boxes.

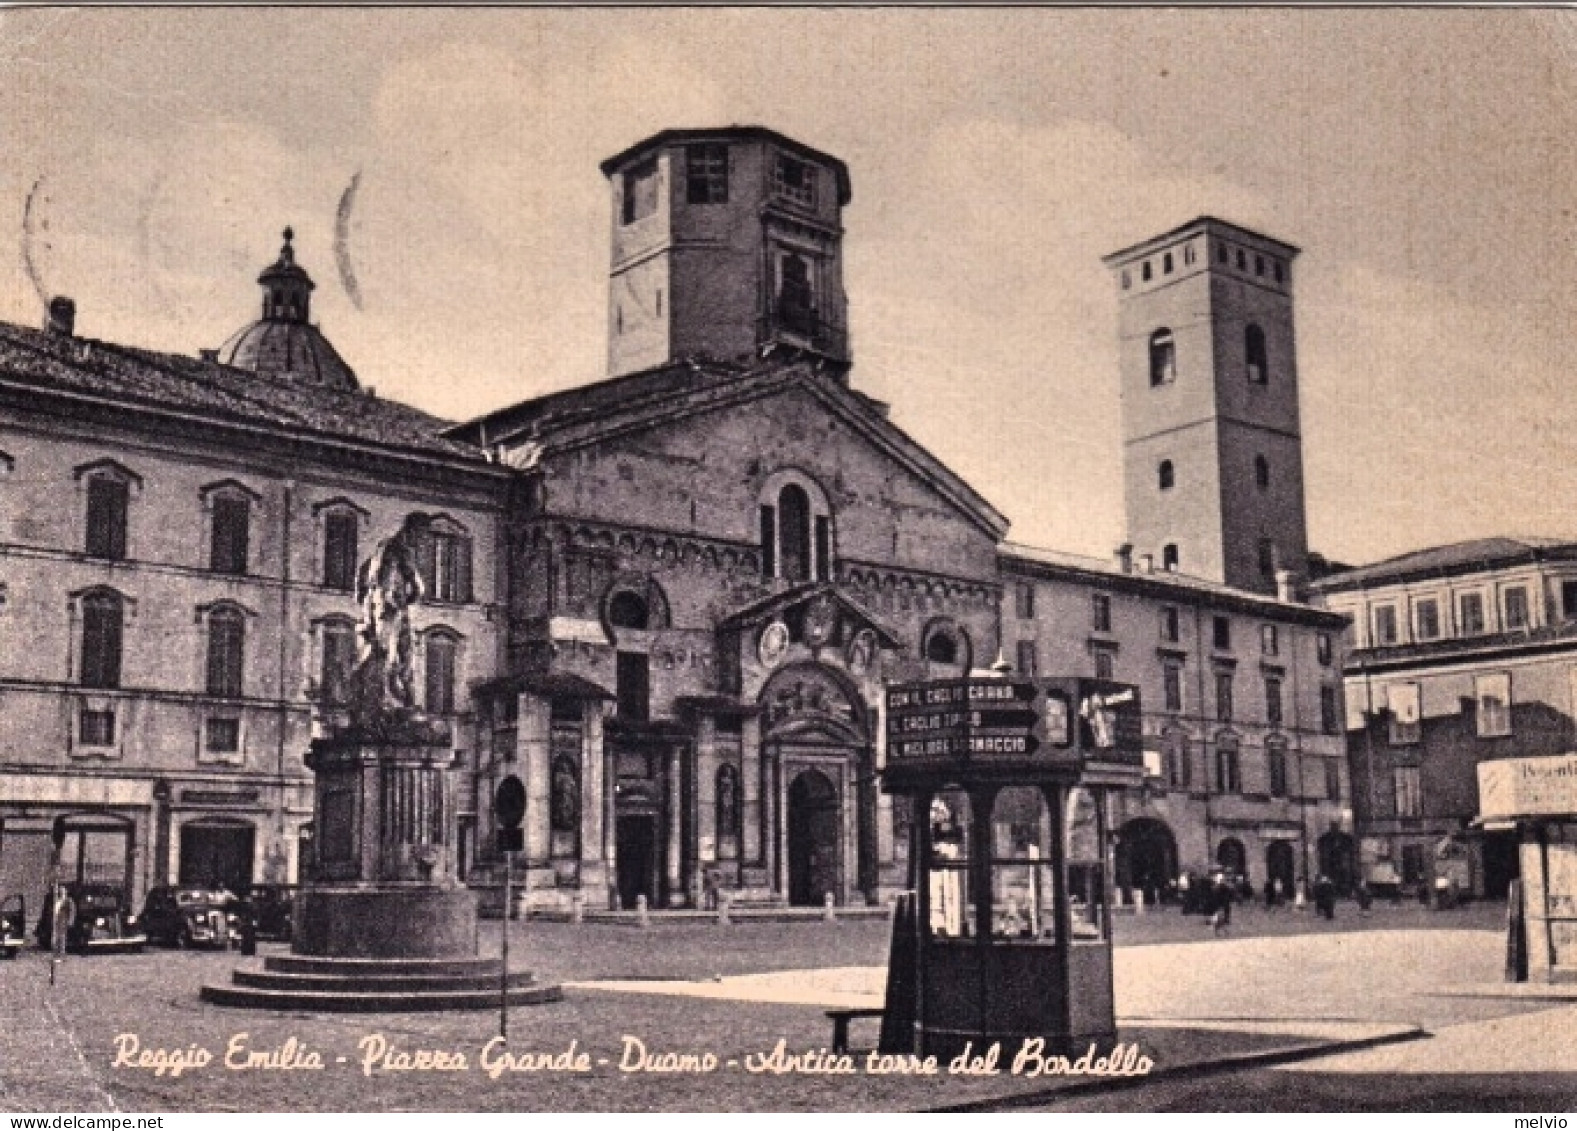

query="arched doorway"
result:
[1318,830,1357,893]
[788,769,840,907]
[1115,818,1177,904]
[1215,837,1247,877]
[1266,840,1296,895]
[179,818,254,892]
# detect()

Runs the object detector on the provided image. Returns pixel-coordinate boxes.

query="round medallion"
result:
[803,595,837,647]
[846,628,877,675]
[758,619,790,667]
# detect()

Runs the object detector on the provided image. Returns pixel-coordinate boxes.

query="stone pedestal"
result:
[203,711,561,1011]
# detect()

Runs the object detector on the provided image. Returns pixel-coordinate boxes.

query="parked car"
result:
[244,884,297,942]
[1,894,25,958]
[139,886,240,949]
[33,883,146,955]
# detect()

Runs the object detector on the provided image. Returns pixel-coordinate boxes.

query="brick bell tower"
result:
[1103,218,1310,596]
[600,126,853,379]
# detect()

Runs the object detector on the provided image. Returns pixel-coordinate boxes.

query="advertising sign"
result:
[1478,754,1577,821]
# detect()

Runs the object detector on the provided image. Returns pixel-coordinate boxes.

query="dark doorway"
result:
[1115,818,1177,903]
[1215,837,1247,877]
[1266,840,1297,894]
[788,769,840,906]
[1317,830,1358,893]
[1481,830,1520,899]
[615,814,657,910]
[178,821,254,892]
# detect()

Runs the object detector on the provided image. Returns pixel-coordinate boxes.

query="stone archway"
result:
[1115,817,1177,904]
[787,769,840,907]
[1216,836,1247,877]
[1318,830,1358,894]
[1266,840,1297,896]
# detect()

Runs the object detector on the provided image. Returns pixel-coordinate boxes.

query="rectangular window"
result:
[1415,598,1441,641]
[205,717,241,754]
[1475,671,1512,737]
[1268,744,1288,798]
[1459,592,1486,636]
[210,496,250,575]
[617,651,650,723]
[1163,663,1183,713]
[1216,742,1241,793]
[1257,538,1276,579]
[425,635,456,716]
[323,513,359,591]
[320,623,355,707]
[1372,604,1398,645]
[814,516,830,582]
[1393,765,1422,819]
[686,143,729,204]
[1504,586,1529,631]
[1386,682,1421,745]
[80,598,122,690]
[773,154,816,207]
[1261,624,1279,656]
[1015,640,1038,678]
[79,706,116,747]
[1317,633,1333,666]
[1213,615,1232,651]
[1265,676,1283,729]
[1324,758,1343,801]
[85,477,128,560]
[1092,594,1112,633]
[419,530,474,604]
[1166,735,1191,790]
[1215,671,1234,722]
[206,615,245,698]
[1320,685,1341,735]
[622,160,659,224]
[1160,606,1179,643]
[1015,583,1036,620]
[1093,648,1115,681]
[1564,580,1577,621]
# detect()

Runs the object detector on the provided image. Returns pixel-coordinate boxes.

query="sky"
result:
[3,7,1577,569]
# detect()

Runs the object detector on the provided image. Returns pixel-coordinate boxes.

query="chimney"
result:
[1114,543,1133,573]
[46,296,75,336]
[1275,568,1300,603]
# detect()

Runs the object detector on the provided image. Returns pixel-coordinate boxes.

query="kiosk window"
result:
[989,786,1056,940]
[928,787,973,939]
[1065,786,1109,942]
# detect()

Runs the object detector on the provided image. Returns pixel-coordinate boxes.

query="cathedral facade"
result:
[0,126,1349,915]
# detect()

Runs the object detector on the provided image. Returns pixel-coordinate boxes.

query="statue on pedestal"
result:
[345,513,439,737]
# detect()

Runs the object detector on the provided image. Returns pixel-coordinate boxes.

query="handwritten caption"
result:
[112,1033,1152,1081]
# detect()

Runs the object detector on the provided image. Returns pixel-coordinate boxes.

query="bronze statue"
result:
[350,513,430,718]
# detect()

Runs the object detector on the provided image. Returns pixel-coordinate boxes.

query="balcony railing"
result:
[759,304,848,360]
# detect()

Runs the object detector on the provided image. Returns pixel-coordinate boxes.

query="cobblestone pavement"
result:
[0,961,120,1112]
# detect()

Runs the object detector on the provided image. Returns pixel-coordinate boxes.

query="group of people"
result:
[1175,870,1365,934]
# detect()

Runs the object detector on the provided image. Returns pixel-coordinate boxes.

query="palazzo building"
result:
[0,126,1350,914]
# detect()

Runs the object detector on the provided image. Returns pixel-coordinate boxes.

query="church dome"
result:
[214,228,359,390]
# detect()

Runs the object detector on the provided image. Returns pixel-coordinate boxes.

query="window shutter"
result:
[456,536,474,603]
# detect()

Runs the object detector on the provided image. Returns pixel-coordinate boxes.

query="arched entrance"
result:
[178,818,254,892]
[788,769,840,907]
[1266,840,1297,895]
[1115,818,1177,903]
[1215,837,1247,877]
[1318,830,1357,893]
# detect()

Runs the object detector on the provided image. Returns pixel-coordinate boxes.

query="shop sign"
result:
[1478,754,1577,820]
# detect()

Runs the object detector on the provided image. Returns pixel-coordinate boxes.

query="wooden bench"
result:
[826,1007,885,1054]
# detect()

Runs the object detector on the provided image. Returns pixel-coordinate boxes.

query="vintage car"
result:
[139,886,240,949]
[243,884,297,942]
[34,883,147,955]
[1,894,25,958]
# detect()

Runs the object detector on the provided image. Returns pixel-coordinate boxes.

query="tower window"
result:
[1273,261,1284,284]
[1142,260,1153,282]
[686,143,729,204]
[1254,454,1270,490]
[1162,543,1179,571]
[1254,254,1265,277]
[1148,329,1177,386]
[1236,249,1247,270]
[1183,243,1196,266]
[1217,242,1229,264]
[1258,538,1276,579]
[1158,460,1174,491]
[774,154,816,208]
[1246,324,1268,384]
[622,159,659,225]
[1505,586,1530,631]
[777,252,815,333]
[1162,252,1173,274]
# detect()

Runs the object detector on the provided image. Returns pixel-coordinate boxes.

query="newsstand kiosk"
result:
[880,675,1145,1059]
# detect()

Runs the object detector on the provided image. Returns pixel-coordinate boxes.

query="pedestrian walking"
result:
[1263,876,1278,910]
[1210,876,1233,935]
[1313,873,1336,920]
[1355,879,1373,918]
